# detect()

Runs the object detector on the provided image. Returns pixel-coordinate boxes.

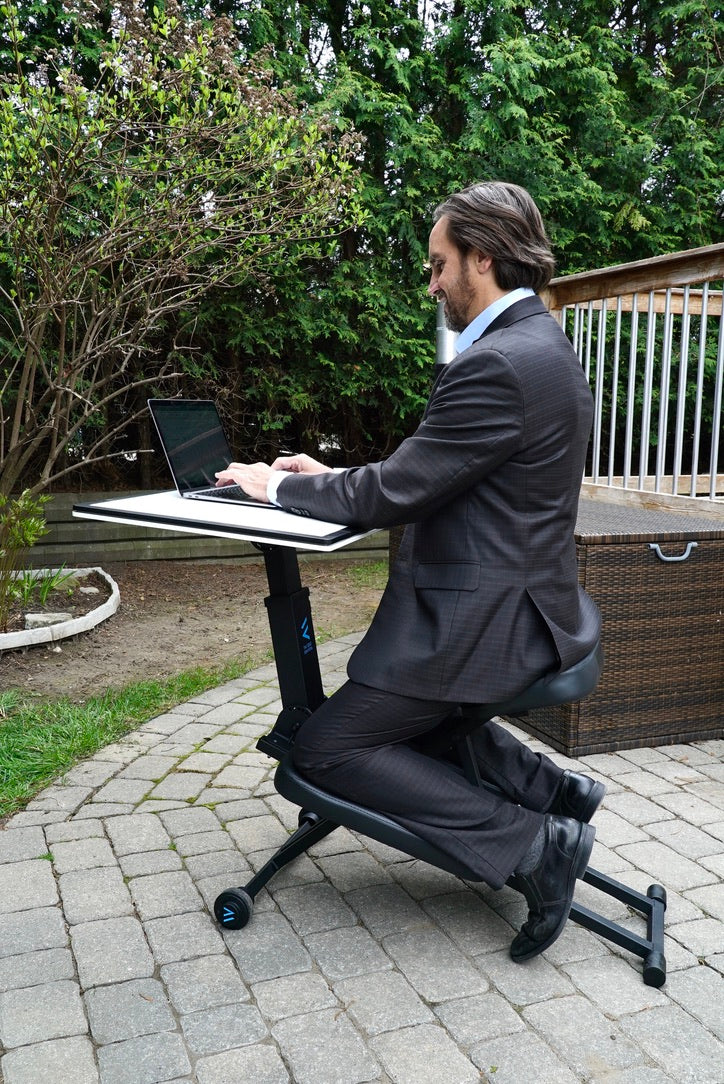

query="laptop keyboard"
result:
[194,485,255,502]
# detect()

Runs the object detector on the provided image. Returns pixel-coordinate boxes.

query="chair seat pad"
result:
[274,756,478,880]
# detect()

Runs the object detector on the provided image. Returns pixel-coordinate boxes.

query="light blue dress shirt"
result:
[453,287,535,355]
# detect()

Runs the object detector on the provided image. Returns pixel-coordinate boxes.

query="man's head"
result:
[428,182,555,331]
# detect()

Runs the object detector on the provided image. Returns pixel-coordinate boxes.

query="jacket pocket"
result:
[413,562,480,591]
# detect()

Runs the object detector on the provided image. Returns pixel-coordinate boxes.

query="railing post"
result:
[709,303,724,499]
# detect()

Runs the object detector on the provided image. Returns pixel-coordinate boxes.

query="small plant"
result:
[0,491,50,632]
[15,570,40,607]
[1,565,76,620]
[35,566,75,606]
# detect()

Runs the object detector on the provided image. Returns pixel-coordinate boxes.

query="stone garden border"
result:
[0,567,120,652]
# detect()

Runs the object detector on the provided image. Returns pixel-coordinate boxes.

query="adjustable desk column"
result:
[254,543,326,759]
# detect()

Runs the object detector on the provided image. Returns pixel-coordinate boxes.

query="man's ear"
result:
[472,250,493,277]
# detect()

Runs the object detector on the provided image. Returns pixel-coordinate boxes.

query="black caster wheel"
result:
[298,809,322,828]
[648,884,667,907]
[643,950,666,988]
[214,888,253,930]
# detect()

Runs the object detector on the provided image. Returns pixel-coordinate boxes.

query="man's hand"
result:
[270,453,332,475]
[215,462,273,503]
[215,453,333,503]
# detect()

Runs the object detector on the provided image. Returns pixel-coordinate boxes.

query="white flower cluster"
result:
[200,190,217,221]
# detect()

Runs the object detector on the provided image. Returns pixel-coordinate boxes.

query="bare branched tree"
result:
[0,0,363,495]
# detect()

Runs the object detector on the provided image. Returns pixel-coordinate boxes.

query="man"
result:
[216,181,603,962]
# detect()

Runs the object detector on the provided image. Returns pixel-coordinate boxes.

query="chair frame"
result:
[213,545,667,988]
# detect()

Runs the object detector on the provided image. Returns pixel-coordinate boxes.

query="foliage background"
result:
[0,0,363,495]
[2,0,722,491]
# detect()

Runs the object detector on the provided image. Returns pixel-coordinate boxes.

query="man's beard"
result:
[443,302,469,333]
[441,268,476,332]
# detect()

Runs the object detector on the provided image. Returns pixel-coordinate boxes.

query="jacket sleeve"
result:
[276,348,525,530]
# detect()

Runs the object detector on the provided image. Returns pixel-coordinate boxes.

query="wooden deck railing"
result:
[544,243,724,508]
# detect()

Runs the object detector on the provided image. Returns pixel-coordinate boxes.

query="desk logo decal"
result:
[300,616,315,656]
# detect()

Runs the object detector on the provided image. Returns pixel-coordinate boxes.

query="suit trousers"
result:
[292,680,565,888]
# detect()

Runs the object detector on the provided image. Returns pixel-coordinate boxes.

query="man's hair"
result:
[433,181,555,292]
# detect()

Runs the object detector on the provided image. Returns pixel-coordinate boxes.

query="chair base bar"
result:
[571,868,667,987]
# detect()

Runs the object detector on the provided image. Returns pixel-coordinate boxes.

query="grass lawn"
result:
[0,559,388,819]
[0,659,249,818]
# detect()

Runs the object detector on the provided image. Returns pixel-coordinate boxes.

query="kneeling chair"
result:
[214,640,667,987]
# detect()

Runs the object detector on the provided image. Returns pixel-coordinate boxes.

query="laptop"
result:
[148,398,265,506]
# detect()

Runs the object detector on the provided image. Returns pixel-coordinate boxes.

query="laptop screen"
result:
[149,399,234,493]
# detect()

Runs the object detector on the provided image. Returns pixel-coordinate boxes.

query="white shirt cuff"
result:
[266,470,289,506]
[267,466,347,507]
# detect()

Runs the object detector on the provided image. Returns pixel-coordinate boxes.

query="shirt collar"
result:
[454,287,535,355]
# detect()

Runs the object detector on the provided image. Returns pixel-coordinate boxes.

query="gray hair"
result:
[433,181,555,292]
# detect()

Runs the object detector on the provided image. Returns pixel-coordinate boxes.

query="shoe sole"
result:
[579,781,606,823]
[510,822,595,963]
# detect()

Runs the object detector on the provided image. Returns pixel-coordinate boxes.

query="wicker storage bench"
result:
[510,498,724,757]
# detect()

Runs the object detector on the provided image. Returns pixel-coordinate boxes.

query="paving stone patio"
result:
[1,632,722,1083]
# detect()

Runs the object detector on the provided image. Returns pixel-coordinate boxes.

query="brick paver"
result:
[1,635,722,1082]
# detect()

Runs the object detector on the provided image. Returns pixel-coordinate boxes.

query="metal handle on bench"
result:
[648,541,698,563]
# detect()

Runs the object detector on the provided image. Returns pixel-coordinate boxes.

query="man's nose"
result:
[427,275,439,298]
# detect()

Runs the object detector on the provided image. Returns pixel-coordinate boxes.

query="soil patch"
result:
[1,569,112,634]
[0,558,386,702]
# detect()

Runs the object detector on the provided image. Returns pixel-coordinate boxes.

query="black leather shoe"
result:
[549,770,605,823]
[509,815,595,963]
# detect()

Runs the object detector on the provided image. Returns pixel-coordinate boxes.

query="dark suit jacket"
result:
[277,296,601,703]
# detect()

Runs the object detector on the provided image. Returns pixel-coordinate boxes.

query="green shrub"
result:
[0,491,49,632]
